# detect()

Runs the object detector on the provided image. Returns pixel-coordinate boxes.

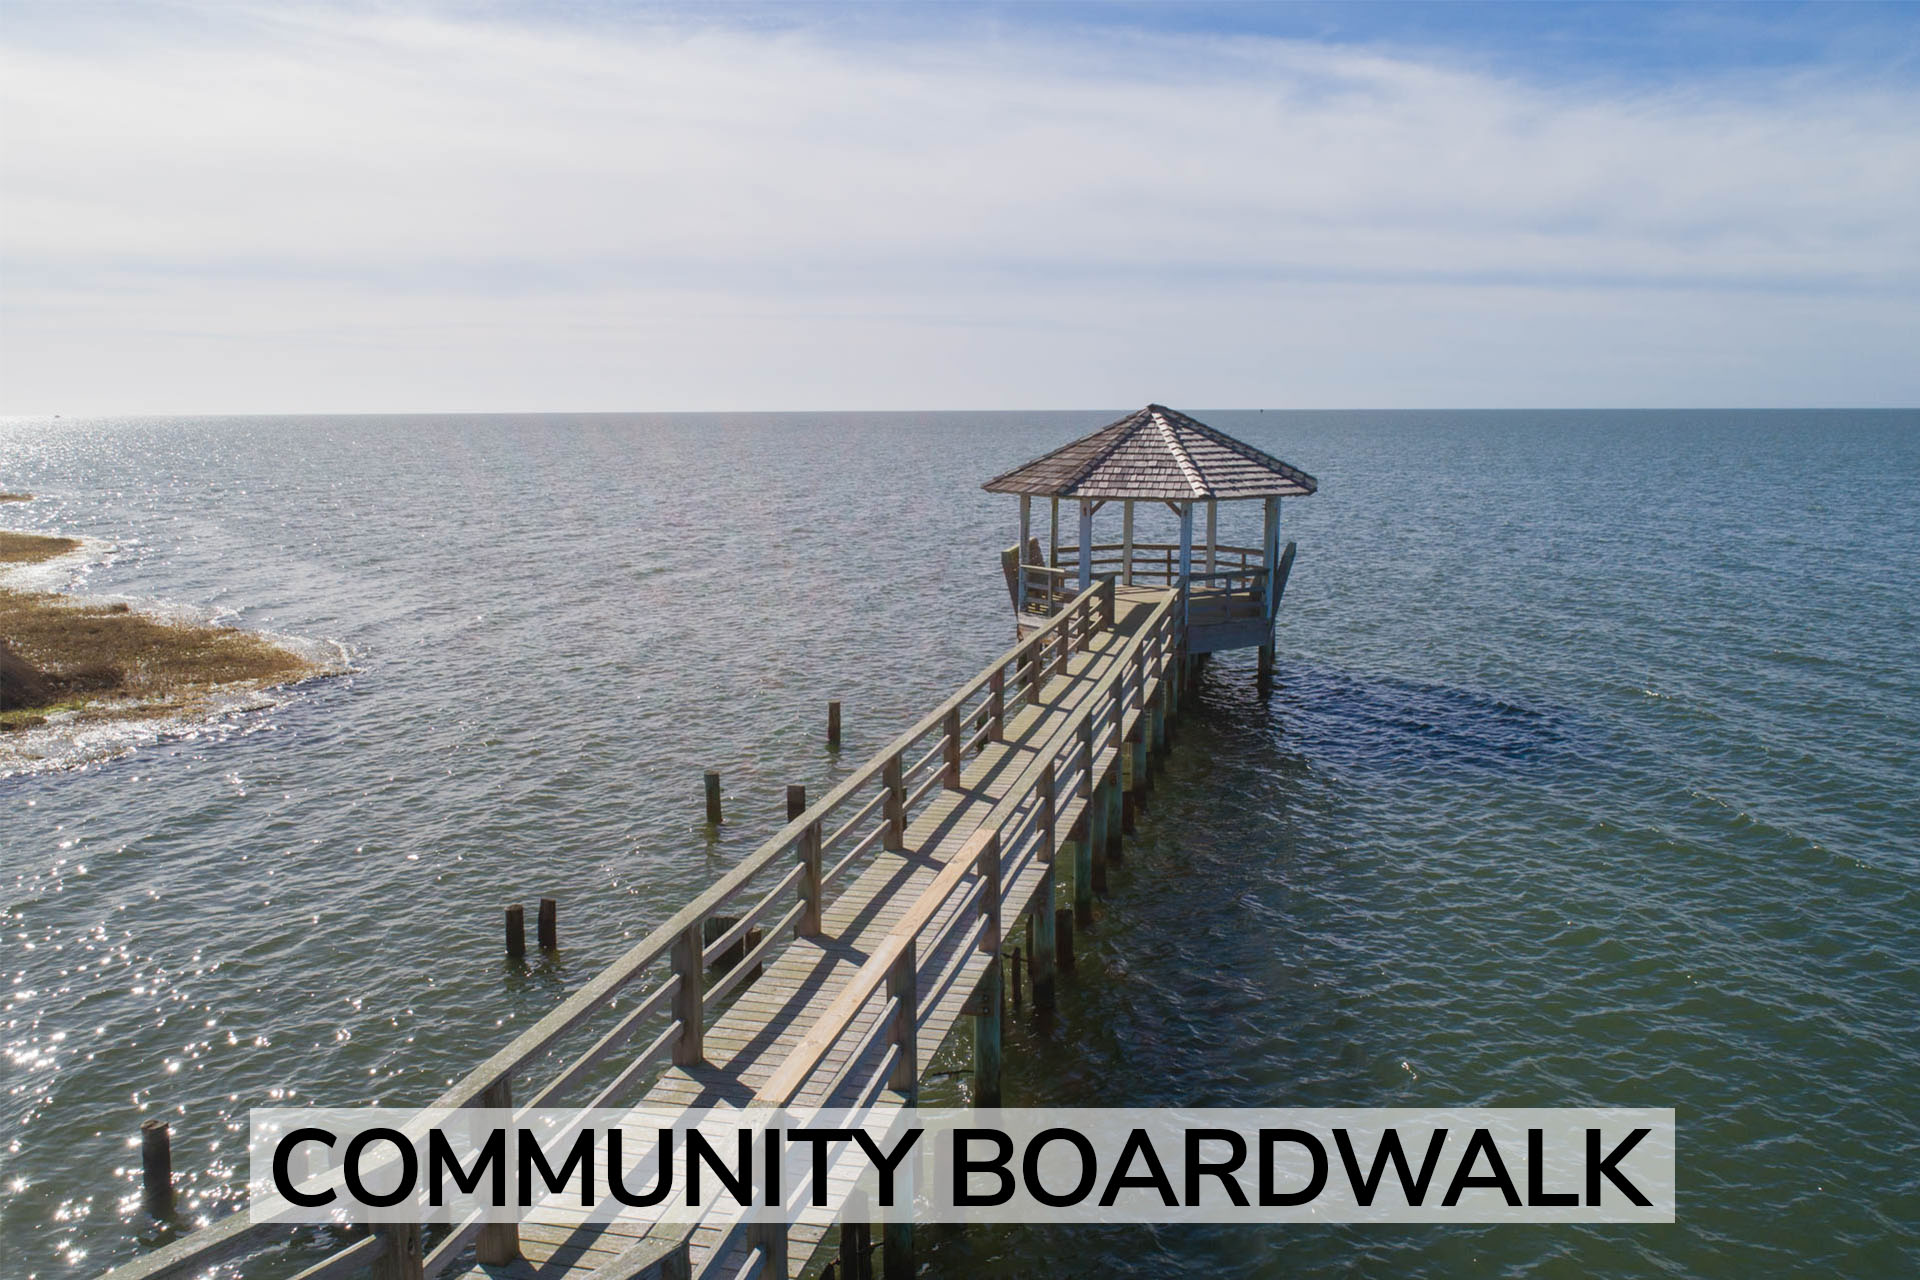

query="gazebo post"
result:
[1049,497,1060,569]
[1121,502,1135,586]
[1077,499,1093,592]
[1018,495,1031,617]
[1205,500,1217,576]
[1178,502,1194,628]
[1261,497,1279,621]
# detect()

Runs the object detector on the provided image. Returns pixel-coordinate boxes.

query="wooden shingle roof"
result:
[982,405,1317,501]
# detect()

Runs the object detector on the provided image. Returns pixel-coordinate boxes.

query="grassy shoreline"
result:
[1,526,325,733]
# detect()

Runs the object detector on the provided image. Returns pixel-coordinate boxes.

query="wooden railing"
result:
[100,578,1127,1280]
[999,548,1084,619]
[1018,562,1074,617]
[1056,542,1267,593]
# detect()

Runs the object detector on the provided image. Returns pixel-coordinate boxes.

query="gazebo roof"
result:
[982,404,1317,501]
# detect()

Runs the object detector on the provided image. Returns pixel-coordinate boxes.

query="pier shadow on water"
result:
[1241,658,1592,782]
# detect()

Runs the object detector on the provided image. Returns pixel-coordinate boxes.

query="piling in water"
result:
[1032,887,1057,1010]
[704,770,723,825]
[827,700,841,748]
[140,1118,173,1218]
[504,904,526,958]
[537,898,557,951]
[972,958,1002,1107]
[839,1220,872,1280]
[882,1219,912,1280]
[371,1221,423,1280]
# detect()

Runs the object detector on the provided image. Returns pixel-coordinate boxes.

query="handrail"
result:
[101,576,1123,1280]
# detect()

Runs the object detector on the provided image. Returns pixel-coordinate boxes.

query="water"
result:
[2,411,1915,1278]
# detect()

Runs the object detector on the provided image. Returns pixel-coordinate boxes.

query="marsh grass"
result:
[1,530,322,730]
[0,531,79,562]
[0,492,34,502]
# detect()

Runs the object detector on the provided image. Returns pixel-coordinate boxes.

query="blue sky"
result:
[2,1,1917,411]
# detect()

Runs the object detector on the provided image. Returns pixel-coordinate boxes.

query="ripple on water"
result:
[3,411,1918,1279]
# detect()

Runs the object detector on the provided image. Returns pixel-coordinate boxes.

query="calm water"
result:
[1,411,1915,1278]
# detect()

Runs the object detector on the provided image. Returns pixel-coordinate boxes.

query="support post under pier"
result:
[1033,869,1057,1010]
[1080,787,1101,917]
[883,1219,913,1280]
[972,957,1003,1107]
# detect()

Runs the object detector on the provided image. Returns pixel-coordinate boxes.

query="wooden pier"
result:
[100,406,1314,1280]
[108,581,1190,1280]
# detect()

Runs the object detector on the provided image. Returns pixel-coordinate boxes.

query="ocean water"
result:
[1,410,1915,1278]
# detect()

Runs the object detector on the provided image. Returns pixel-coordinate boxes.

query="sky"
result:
[2,0,1917,413]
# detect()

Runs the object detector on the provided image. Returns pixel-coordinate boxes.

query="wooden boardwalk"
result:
[478,589,1173,1280]
[104,579,1189,1280]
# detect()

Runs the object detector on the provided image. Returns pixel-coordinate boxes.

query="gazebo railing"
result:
[1056,543,1267,592]
[1018,563,1074,617]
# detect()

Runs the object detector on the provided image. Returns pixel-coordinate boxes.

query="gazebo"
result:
[984,404,1316,663]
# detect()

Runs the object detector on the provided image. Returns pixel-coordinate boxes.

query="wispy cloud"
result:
[2,3,1916,411]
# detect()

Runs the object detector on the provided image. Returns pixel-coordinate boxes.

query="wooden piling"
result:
[671,924,704,1066]
[747,1220,788,1278]
[787,783,807,822]
[840,1220,873,1280]
[140,1118,173,1218]
[1095,771,1118,885]
[800,808,824,937]
[972,958,1002,1107]
[1134,723,1152,799]
[475,1076,519,1264]
[827,700,842,748]
[537,898,557,951]
[887,938,919,1101]
[1055,906,1075,971]
[504,904,526,958]
[882,1220,913,1280]
[943,706,963,787]
[703,914,762,979]
[704,770,723,825]
[371,1221,423,1280]
[1033,873,1057,1007]
[882,753,906,850]
[1078,801,1100,917]
[1009,946,1023,1010]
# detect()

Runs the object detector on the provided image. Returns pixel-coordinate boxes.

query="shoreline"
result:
[0,518,339,766]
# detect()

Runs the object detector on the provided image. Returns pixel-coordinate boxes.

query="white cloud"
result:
[1,5,1916,411]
